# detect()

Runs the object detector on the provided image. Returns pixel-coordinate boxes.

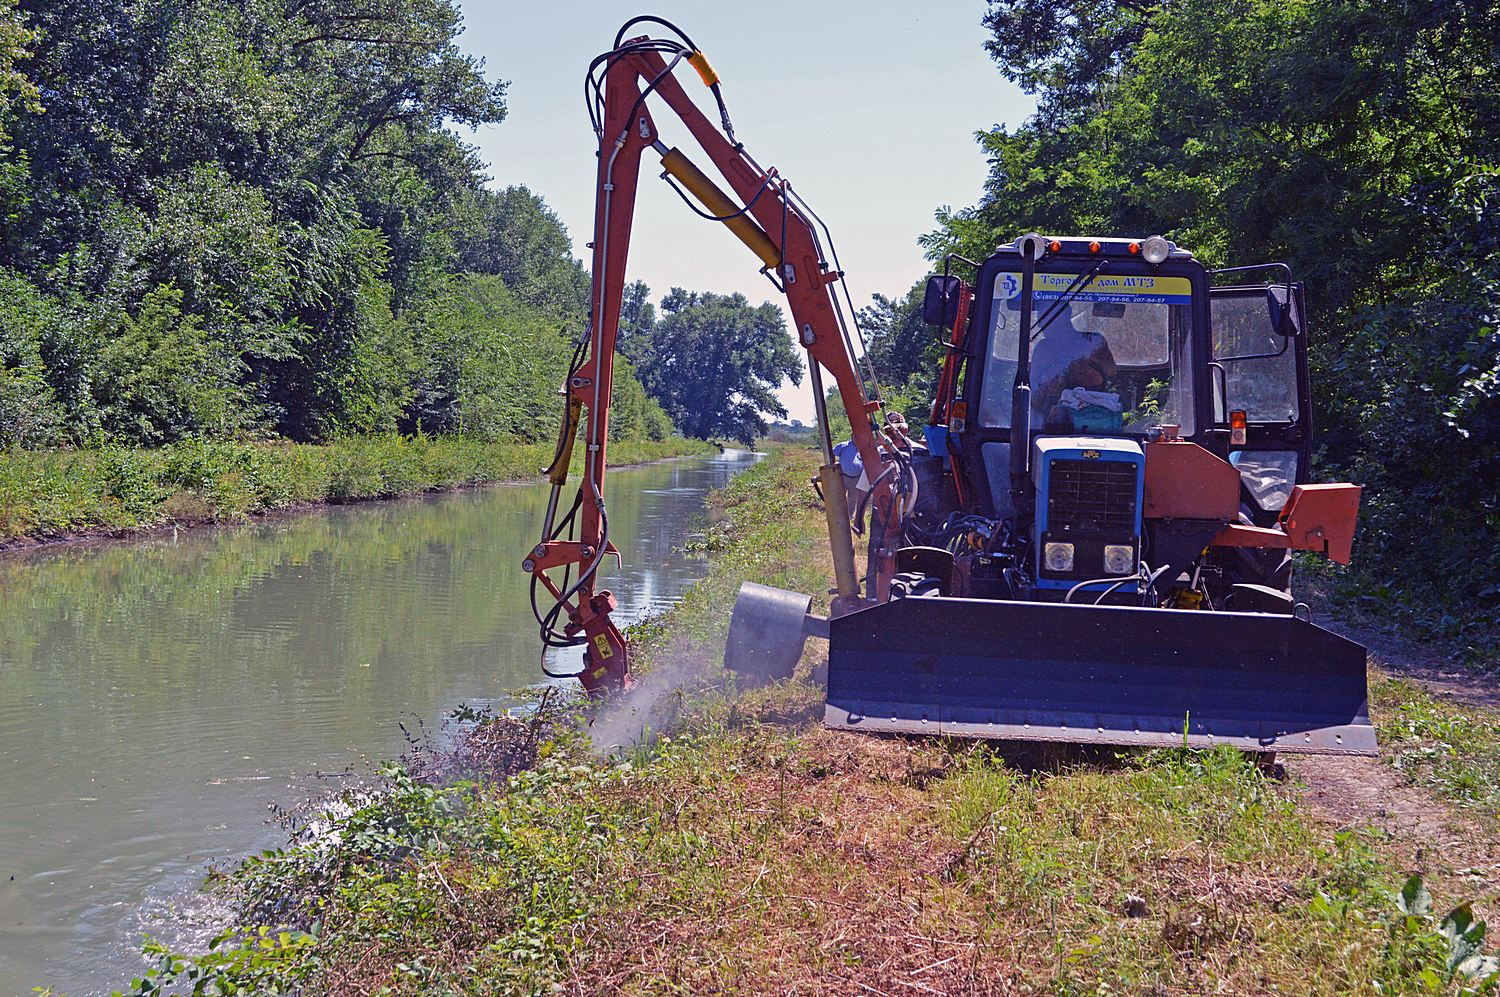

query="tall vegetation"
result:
[621,283,803,445]
[908,0,1497,639]
[0,0,669,449]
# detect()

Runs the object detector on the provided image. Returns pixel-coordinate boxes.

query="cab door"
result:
[1208,278,1312,523]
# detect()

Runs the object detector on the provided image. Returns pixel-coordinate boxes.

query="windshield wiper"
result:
[1030,259,1109,342]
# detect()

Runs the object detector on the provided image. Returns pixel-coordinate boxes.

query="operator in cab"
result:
[1029,303,1120,432]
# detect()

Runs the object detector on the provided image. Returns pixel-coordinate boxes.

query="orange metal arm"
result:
[1210,483,1362,564]
[633,49,885,472]
[528,37,893,693]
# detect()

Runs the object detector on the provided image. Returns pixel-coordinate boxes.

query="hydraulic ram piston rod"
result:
[653,141,782,270]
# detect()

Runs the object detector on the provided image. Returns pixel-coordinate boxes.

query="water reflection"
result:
[0,451,752,996]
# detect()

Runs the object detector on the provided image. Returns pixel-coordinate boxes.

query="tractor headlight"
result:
[1044,542,1075,573]
[1141,235,1171,264]
[1103,544,1135,575]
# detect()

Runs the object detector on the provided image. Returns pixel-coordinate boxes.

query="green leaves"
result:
[1378,875,1500,994]
[857,286,939,394]
[115,926,321,997]
[1441,902,1500,981]
[0,0,39,144]
[0,0,545,448]
[93,285,249,444]
[0,0,697,452]
[456,185,589,315]
[1398,874,1432,918]
[630,287,803,445]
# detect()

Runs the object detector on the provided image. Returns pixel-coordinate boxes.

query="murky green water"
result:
[0,451,753,996]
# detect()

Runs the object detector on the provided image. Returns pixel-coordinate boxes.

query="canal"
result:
[0,451,754,996]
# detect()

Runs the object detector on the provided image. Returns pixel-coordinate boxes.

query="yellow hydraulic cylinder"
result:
[818,463,860,600]
[548,397,583,487]
[658,147,782,270]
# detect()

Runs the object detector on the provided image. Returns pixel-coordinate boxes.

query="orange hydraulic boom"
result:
[525,17,894,693]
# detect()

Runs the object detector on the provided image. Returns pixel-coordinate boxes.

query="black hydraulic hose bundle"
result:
[531,327,592,671]
[610,16,737,143]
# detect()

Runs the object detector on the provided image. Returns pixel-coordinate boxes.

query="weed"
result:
[1372,875,1500,994]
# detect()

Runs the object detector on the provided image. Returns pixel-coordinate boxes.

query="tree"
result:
[0,267,65,447]
[0,0,38,143]
[937,0,1500,630]
[92,284,247,443]
[0,0,685,451]
[858,284,937,392]
[457,185,589,315]
[615,279,656,362]
[632,288,802,444]
[981,0,1155,127]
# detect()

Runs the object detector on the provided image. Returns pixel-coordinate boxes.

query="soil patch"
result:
[1288,754,1500,918]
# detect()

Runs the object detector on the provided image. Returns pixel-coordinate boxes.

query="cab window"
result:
[1211,293,1299,423]
[979,270,1195,435]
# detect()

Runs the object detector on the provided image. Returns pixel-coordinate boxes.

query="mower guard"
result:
[825,596,1375,755]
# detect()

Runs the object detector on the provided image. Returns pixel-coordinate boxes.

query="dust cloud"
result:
[587,648,726,756]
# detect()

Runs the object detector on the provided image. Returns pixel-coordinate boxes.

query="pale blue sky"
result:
[454,2,1035,420]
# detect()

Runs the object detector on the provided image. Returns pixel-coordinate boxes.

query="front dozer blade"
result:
[825,596,1375,755]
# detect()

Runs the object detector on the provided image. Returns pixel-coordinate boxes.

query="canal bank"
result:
[0,434,715,551]
[89,445,1500,996]
[1,450,751,996]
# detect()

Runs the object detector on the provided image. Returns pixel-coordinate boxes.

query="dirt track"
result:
[1288,610,1500,916]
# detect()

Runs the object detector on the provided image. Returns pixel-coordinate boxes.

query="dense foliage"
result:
[857,287,934,398]
[620,284,803,445]
[911,0,1498,642]
[0,0,671,448]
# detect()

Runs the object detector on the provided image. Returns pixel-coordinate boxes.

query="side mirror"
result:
[1266,285,1302,337]
[922,274,964,327]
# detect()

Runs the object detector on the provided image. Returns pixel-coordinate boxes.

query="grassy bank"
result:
[104,448,1500,996]
[1371,676,1500,822]
[0,434,715,545]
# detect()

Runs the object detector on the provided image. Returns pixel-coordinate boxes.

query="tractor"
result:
[527,17,1373,755]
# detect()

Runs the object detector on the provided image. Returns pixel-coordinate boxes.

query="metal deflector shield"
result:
[824,596,1376,755]
[724,581,813,684]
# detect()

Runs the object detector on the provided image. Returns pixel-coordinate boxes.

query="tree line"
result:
[0,0,687,448]
[855,0,1498,643]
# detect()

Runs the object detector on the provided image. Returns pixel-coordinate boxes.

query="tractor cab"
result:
[947,235,1312,535]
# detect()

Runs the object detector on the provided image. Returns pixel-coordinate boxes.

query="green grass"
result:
[0,434,714,543]
[101,447,1500,997]
[1373,676,1500,822]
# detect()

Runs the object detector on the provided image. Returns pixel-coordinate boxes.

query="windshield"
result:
[978,270,1196,435]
